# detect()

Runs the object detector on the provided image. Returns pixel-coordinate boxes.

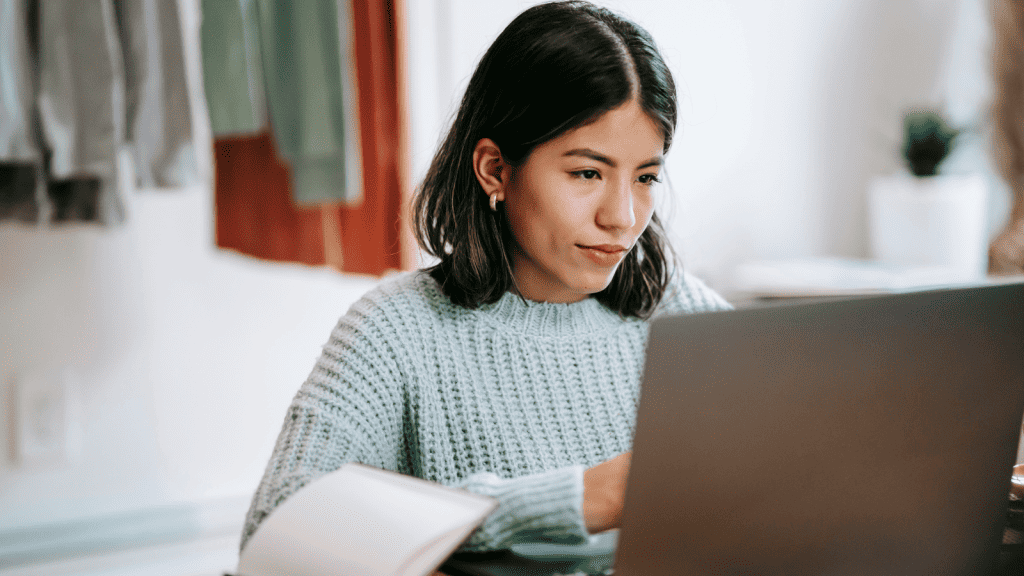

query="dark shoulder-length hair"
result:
[412,0,679,318]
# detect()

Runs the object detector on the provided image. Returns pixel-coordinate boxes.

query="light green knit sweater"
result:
[241,269,731,552]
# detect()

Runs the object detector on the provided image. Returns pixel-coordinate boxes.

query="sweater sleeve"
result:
[454,465,590,551]
[239,298,409,552]
[656,269,733,316]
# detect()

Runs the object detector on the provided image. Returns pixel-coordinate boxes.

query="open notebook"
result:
[236,463,497,576]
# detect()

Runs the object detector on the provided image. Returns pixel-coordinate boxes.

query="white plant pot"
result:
[867,173,988,279]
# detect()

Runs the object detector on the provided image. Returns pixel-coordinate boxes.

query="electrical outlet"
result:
[12,367,79,467]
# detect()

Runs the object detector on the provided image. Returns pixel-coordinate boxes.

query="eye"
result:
[637,173,662,186]
[571,169,601,180]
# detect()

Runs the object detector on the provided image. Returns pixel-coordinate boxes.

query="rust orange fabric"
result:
[214,132,328,267]
[339,0,404,275]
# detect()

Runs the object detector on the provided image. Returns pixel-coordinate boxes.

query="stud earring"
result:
[489,193,499,212]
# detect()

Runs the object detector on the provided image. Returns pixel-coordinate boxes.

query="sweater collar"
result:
[475,289,633,337]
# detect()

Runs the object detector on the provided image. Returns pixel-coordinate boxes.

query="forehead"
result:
[539,100,665,162]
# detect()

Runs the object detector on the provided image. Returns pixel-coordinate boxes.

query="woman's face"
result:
[503,99,664,303]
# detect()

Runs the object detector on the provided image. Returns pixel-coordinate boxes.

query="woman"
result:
[240,0,730,553]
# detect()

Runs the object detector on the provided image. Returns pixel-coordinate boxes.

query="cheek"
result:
[506,176,577,249]
[504,186,549,256]
[541,190,589,252]
[634,192,656,233]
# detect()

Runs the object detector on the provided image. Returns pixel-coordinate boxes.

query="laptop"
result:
[616,282,1024,576]
[444,283,1024,576]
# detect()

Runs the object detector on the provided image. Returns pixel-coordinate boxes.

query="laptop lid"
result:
[615,283,1024,576]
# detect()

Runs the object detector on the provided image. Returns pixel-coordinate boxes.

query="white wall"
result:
[0,187,379,531]
[0,0,1013,547]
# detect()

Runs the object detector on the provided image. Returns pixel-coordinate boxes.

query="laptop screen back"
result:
[616,284,1024,576]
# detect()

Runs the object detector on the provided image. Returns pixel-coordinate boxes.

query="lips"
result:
[582,244,628,253]
[577,244,628,266]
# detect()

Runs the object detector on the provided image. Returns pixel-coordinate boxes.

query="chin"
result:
[567,269,618,295]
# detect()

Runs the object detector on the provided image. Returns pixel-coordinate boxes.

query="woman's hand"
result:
[583,452,631,533]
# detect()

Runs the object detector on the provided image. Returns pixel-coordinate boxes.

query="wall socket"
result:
[11,367,80,468]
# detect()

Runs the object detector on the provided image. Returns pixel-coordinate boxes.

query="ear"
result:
[472,138,507,202]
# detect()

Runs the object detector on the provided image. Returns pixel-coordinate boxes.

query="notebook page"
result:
[237,464,496,576]
[395,524,487,576]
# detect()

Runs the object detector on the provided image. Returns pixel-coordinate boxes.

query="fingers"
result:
[583,452,632,533]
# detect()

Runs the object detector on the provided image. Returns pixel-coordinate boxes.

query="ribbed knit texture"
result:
[240,269,731,552]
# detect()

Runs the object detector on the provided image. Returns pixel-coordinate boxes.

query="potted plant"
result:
[867,109,989,279]
[901,111,960,178]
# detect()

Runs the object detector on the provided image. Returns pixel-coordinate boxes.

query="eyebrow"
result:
[562,148,663,170]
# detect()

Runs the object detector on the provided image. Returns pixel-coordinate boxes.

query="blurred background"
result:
[1,0,1022,573]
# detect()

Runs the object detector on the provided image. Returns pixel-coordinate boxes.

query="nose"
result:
[595,177,636,231]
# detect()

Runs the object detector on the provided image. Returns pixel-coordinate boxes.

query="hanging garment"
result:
[203,0,406,276]
[36,0,127,223]
[199,0,267,137]
[115,0,197,190]
[214,131,335,267]
[200,0,362,206]
[338,0,404,275]
[0,0,39,222]
[256,0,363,206]
[0,0,197,225]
